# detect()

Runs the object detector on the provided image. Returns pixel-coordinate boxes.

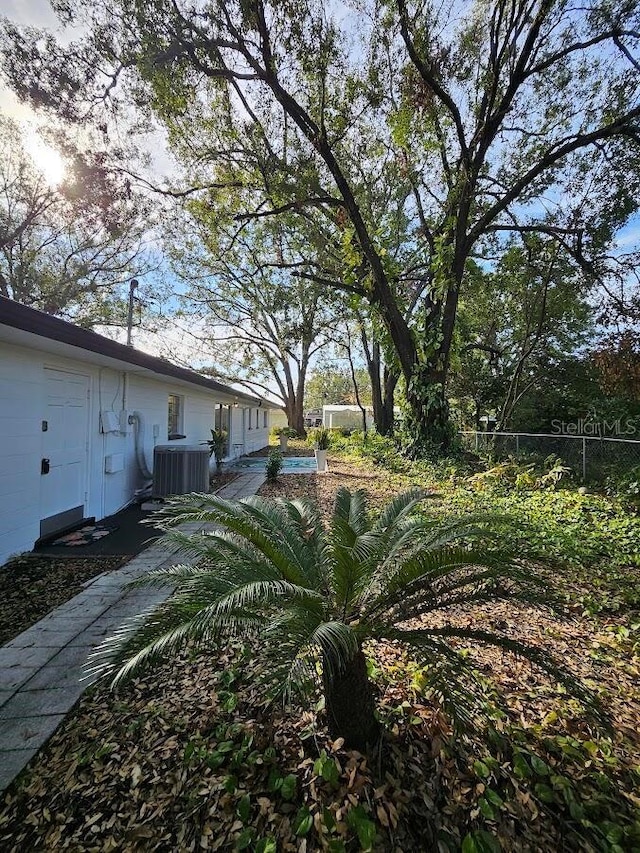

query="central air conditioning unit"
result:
[153,445,210,498]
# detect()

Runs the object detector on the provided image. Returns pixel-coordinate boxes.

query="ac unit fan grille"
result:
[153,446,210,497]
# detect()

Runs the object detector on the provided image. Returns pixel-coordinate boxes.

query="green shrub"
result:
[310,427,330,449]
[204,429,228,471]
[466,455,572,492]
[605,464,640,507]
[265,449,283,482]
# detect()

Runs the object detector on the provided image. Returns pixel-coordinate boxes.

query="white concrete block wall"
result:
[269,409,287,430]
[243,405,270,455]
[0,344,44,563]
[0,337,273,565]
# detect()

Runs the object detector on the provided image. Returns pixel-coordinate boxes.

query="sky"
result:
[0,2,218,364]
[0,0,177,177]
[2,0,638,399]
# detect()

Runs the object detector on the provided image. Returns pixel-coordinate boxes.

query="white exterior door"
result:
[40,368,90,525]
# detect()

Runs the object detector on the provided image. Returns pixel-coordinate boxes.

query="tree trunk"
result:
[292,404,305,436]
[289,395,306,436]
[380,366,398,436]
[323,649,379,751]
[404,361,453,456]
[361,333,397,436]
[284,393,306,436]
[367,340,384,432]
[344,332,367,435]
[400,252,465,454]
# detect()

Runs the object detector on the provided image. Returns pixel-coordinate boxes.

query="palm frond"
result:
[389,559,559,622]
[309,620,359,682]
[85,599,261,688]
[364,546,509,619]
[155,493,319,586]
[329,530,387,617]
[125,563,214,588]
[376,630,491,730]
[204,579,323,615]
[331,487,370,541]
[359,511,508,613]
[347,489,369,535]
[372,487,432,531]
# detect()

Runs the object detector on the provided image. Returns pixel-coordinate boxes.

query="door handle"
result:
[41,458,50,475]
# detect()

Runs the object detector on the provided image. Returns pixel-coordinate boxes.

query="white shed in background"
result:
[322,405,374,431]
[0,298,276,566]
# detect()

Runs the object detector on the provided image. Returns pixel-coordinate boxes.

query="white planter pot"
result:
[315,448,328,472]
[279,434,288,451]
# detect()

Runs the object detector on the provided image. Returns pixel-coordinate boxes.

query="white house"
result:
[0,297,276,565]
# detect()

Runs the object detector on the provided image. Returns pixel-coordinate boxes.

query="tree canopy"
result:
[3,0,640,446]
[305,365,372,409]
[0,112,153,325]
[166,210,338,433]
[451,241,594,429]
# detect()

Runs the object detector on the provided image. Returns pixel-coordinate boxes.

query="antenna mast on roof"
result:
[126,279,139,347]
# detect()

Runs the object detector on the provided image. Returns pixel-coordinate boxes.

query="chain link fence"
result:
[459,431,640,481]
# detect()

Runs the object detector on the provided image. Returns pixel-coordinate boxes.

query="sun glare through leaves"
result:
[23,129,65,186]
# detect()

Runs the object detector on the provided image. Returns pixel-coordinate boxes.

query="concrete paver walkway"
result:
[0,472,265,791]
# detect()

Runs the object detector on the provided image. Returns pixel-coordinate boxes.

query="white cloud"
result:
[3,0,60,28]
[613,222,640,250]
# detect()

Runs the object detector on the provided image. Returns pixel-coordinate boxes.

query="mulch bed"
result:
[0,456,638,851]
[211,471,241,490]
[0,554,129,647]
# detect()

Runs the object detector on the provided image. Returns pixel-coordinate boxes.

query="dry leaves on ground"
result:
[0,554,129,646]
[1,456,638,851]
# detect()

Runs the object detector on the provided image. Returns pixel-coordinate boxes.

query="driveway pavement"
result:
[0,472,265,791]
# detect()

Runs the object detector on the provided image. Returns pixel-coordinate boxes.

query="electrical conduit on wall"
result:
[131,410,153,482]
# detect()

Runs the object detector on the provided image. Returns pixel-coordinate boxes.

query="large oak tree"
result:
[4,0,640,447]
[169,213,337,434]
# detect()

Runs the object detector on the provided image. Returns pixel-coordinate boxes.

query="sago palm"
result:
[88,487,599,750]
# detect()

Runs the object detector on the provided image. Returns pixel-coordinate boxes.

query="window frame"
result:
[214,403,232,444]
[167,394,184,439]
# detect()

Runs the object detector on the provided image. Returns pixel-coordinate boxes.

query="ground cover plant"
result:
[1,447,639,851]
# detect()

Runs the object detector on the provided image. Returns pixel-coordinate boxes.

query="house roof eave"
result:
[0,297,278,408]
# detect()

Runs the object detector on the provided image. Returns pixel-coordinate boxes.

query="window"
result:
[214,404,231,439]
[255,408,259,428]
[247,407,252,430]
[263,411,268,428]
[168,394,183,438]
